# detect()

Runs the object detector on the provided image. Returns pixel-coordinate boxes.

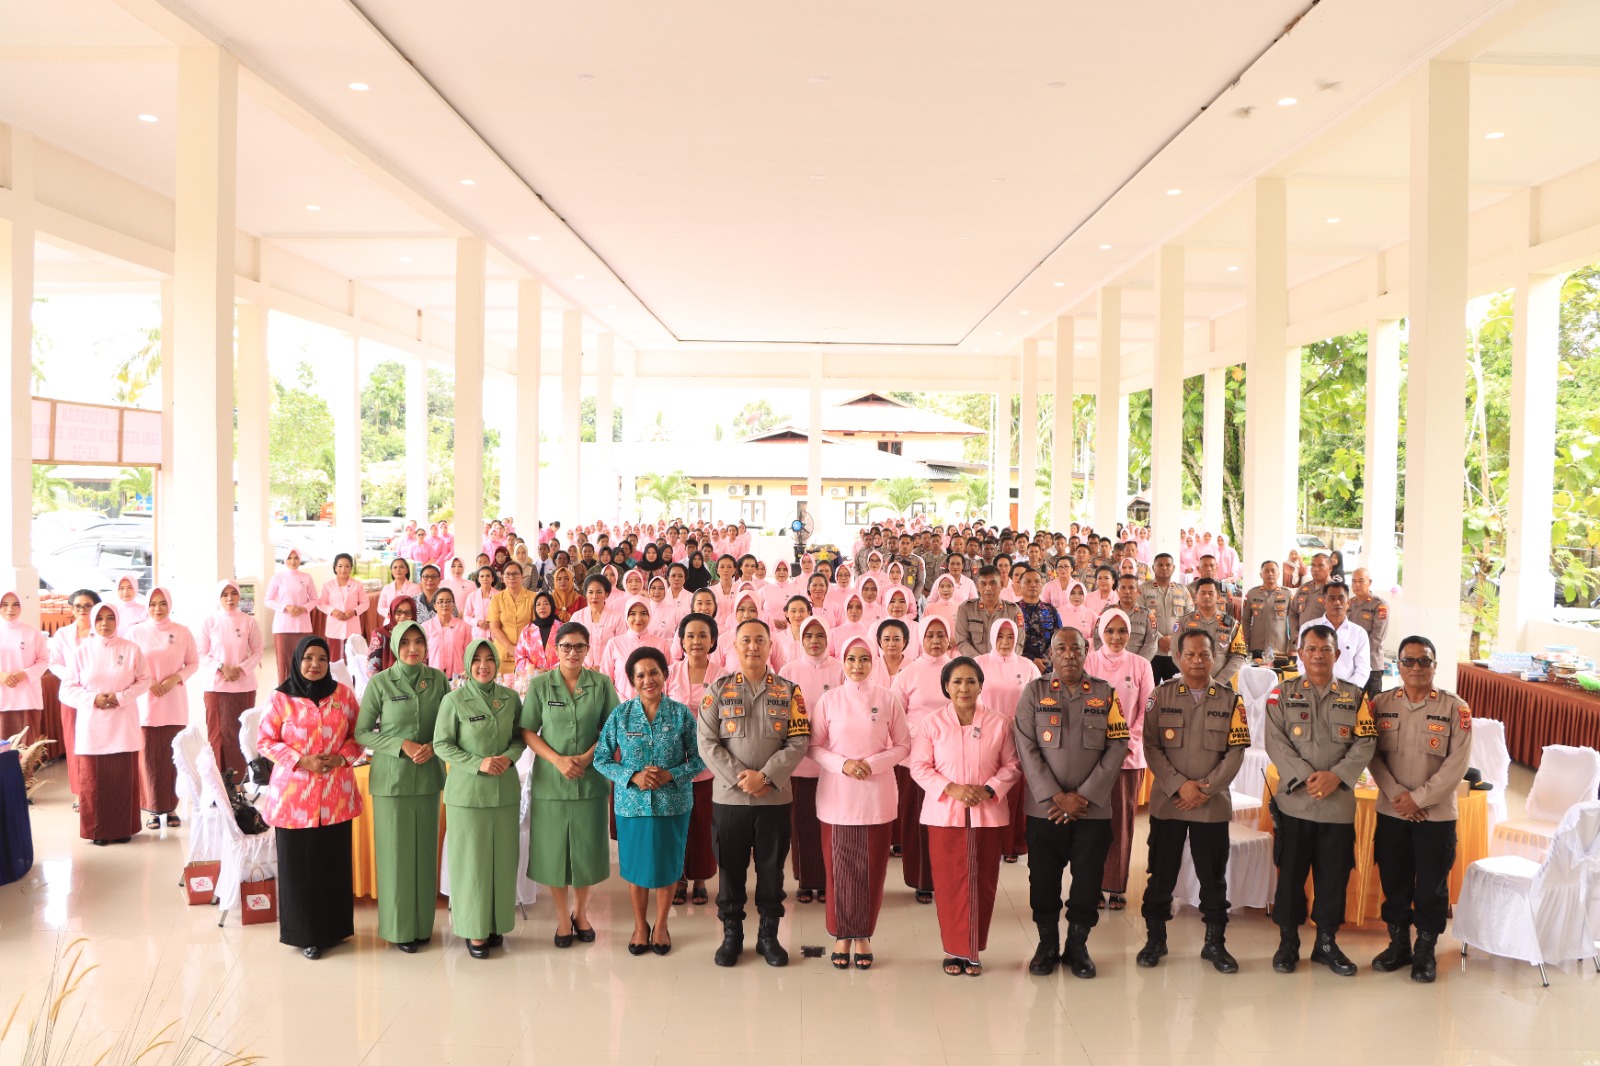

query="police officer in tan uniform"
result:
[1013,628,1130,979]
[1138,628,1251,972]
[1368,635,1471,983]
[1139,554,1193,684]
[696,618,811,968]
[1349,568,1390,698]
[1093,574,1158,660]
[1243,560,1293,662]
[1287,552,1332,633]
[1174,579,1248,684]
[1265,623,1377,976]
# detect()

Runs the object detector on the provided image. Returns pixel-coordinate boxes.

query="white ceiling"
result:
[2,0,1600,359]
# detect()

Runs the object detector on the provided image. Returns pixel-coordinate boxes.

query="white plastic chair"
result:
[1454,800,1600,986]
[172,726,227,870]
[440,748,539,917]
[1471,718,1512,831]
[1232,748,1273,801]
[1491,745,1600,863]
[1173,820,1274,913]
[1236,666,1278,750]
[344,635,371,698]
[193,745,277,926]
[238,707,264,801]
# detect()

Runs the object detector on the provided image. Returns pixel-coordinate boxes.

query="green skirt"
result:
[527,795,611,888]
[446,803,519,940]
[371,792,441,944]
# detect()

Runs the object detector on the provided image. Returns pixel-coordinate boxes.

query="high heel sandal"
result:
[691,883,709,905]
[942,957,963,976]
[673,881,688,905]
[853,946,874,970]
[796,888,814,904]
[145,816,161,830]
[915,891,933,905]
[831,947,851,970]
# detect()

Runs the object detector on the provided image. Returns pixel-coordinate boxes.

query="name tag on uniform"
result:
[626,730,645,737]
[547,700,566,707]
[390,693,413,701]
[468,715,487,723]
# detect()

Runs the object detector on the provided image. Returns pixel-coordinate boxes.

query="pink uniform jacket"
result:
[809,676,911,825]
[908,703,1022,828]
[667,657,716,783]
[423,616,473,678]
[264,569,319,635]
[0,594,49,714]
[61,631,152,756]
[196,594,264,695]
[973,618,1040,720]
[1084,608,1156,772]
[779,617,846,780]
[376,580,422,622]
[257,685,365,828]
[127,597,199,728]
[317,578,369,645]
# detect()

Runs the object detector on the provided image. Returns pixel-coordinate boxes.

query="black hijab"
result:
[684,551,711,592]
[277,634,338,702]
[530,591,559,645]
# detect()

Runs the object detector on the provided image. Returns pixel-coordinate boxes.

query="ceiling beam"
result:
[0,46,174,63]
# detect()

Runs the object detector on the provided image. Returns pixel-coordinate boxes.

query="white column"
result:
[1402,61,1471,684]
[1018,338,1039,533]
[155,278,177,588]
[453,237,486,552]
[807,352,823,520]
[333,337,363,547]
[170,45,237,613]
[1362,318,1402,588]
[1200,367,1225,533]
[0,135,37,621]
[235,301,271,595]
[513,279,541,526]
[560,309,583,521]
[619,348,638,521]
[1242,177,1298,574]
[1150,245,1185,558]
[1050,316,1074,533]
[595,333,616,522]
[1501,272,1562,646]
[405,355,429,521]
[992,361,1013,527]
[1093,289,1122,534]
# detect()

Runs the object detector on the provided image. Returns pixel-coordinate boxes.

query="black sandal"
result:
[165,814,181,828]
[915,891,933,905]
[1108,893,1127,911]
[963,960,983,977]
[832,945,851,970]
[797,888,815,904]
[942,957,964,976]
[673,881,688,905]
[145,816,161,830]
[1002,855,1018,864]
[854,952,874,970]
[691,884,709,906]
[816,888,826,904]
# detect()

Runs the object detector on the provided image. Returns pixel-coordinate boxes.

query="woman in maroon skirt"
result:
[60,604,151,844]
[0,590,50,743]
[47,589,101,798]
[890,617,954,904]
[127,587,198,829]
[196,581,263,780]
[666,612,719,905]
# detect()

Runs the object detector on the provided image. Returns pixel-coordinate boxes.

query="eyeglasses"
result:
[557,643,589,654]
[1398,656,1435,668]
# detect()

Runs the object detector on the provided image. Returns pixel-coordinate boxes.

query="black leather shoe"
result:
[1136,922,1168,969]
[755,916,788,967]
[553,922,575,949]
[302,946,322,960]
[714,921,743,967]
[485,933,504,948]
[1201,921,1238,974]
[1063,923,1095,979]
[572,914,596,943]
[1310,929,1357,976]
[466,942,490,959]
[628,925,652,957]
[1372,924,1413,972]
[1272,930,1299,974]
[1410,930,1438,983]
[395,940,419,954]
[1028,923,1060,976]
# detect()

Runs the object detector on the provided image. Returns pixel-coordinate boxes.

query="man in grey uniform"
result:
[1287,552,1332,633]
[697,618,811,968]
[1265,624,1377,976]
[1137,629,1251,973]
[1174,578,1248,683]
[1139,553,1193,684]
[1349,568,1390,698]
[1013,629,1130,979]
[1243,560,1293,662]
[954,567,1022,657]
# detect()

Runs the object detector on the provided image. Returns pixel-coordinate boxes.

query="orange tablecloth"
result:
[349,763,447,900]
[1455,663,1600,769]
[1259,764,1488,926]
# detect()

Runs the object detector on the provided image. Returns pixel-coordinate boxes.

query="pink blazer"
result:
[317,578,369,643]
[908,703,1022,828]
[61,636,152,755]
[809,680,911,825]
[127,619,199,728]
[0,620,49,713]
[257,685,365,829]
[264,569,319,635]
[196,611,264,694]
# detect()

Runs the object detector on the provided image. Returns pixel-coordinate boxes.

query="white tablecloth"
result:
[1173,819,1275,913]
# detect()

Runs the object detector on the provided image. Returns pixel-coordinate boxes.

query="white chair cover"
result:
[1232,748,1273,801]
[1173,820,1274,913]
[440,749,540,909]
[1454,800,1600,977]
[1491,745,1600,863]
[1236,666,1278,750]
[194,745,277,923]
[1471,718,1511,831]
[238,707,264,799]
[172,726,227,868]
[1229,791,1263,825]
[344,635,371,698]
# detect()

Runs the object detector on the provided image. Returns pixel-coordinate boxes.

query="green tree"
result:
[358,360,501,520]
[111,323,163,406]
[726,399,785,440]
[111,467,154,514]
[32,465,69,512]
[580,396,624,443]
[635,471,699,516]
[1125,370,1247,547]
[869,475,933,516]
[953,473,990,519]
[270,363,336,520]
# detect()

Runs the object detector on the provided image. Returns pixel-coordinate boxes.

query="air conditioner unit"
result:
[830,487,845,498]
[728,485,746,497]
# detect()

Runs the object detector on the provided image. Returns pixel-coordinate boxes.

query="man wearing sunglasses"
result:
[1365,636,1471,984]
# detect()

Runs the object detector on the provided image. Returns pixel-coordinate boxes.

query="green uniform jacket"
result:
[434,681,526,808]
[519,667,620,801]
[356,665,448,796]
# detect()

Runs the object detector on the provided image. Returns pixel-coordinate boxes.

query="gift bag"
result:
[240,866,279,925]
[182,860,222,906]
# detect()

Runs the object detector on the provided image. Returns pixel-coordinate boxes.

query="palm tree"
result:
[112,467,155,513]
[635,471,700,517]
[954,473,990,519]
[869,476,932,517]
[32,465,70,512]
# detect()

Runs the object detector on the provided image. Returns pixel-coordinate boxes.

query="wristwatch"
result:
[983,785,996,799]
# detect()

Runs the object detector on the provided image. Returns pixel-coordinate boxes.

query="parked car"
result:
[362,515,407,551]
[1295,534,1330,551]
[37,535,153,598]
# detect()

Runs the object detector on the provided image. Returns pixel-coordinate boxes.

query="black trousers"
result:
[712,803,792,923]
[1025,816,1112,928]
[1143,817,1231,926]
[1273,811,1356,933]
[1152,655,1179,684]
[1374,814,1457,935]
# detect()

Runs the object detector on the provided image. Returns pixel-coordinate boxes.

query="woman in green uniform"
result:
[355,621,447,952]
[520,619,619,947]
[434,638,525,959]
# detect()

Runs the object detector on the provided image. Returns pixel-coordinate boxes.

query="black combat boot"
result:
[1410,930,1438,983]
[1201,921,1238,973]
[1371,923,1413,972]
[1272,928,1300,973]
[1028,922,1060,976]
[713,920,743,967]
[1310,927,1357,976]
[755,916,788,967]
[1063,922,1096,979]
[1135,920,1167,968]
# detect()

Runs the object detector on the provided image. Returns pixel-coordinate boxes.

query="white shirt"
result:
[1297,615,1371,688]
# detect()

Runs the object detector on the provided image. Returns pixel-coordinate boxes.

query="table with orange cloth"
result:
[349,762,447,900]
[1259,763,1488,926]
[1455,662,1600,770]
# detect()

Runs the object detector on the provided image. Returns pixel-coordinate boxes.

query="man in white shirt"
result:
[1296,581,1370,687]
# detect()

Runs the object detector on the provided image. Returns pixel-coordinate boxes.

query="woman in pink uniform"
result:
[665,611,719,907]
[779,615,844,905]
[810,635,910,969]
[0,590,49,743]
[376,558,422,621]
[422,587,472,679]
[1084,607,1155,911]
[908,656,1021,977]
[599,597,670,700]
[265,549,319,684]
[317,552,368,664]
[61,604,152,844]
[890,616,954,903]
[48,589,100,797]
[196,580,263,779]
[973,617,1040,863]
[772,595,814,666]
[462,564,499,647]
[127,586,197,829]
[110,576,148,629]
[924,575,959,623]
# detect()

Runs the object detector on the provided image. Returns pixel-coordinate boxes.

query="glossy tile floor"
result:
[4,762,1599,1066]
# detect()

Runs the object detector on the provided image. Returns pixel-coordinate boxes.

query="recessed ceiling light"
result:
[348,82,370,92]
[1053,282,1065,287]
[137,113,158,123]
[459,178,476,186]
[1046,81,1066,90]
[1485,131,1505,140]
[994,330,1003,336]
[574,275,585,280]
[1166,189,1182,196]
[1326,217,1340,224]
[305,204,321,211]
[810,174,826,180]
[807,75,830,85]
[1098,243,1112,250]
[1020,310,1030,315]
[992,177,1007,183]
[1277,96,1298,107]
[576,74,595,82]
[527,235,541,241]
[399,256,412,263]
[1226,265,1239,272]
